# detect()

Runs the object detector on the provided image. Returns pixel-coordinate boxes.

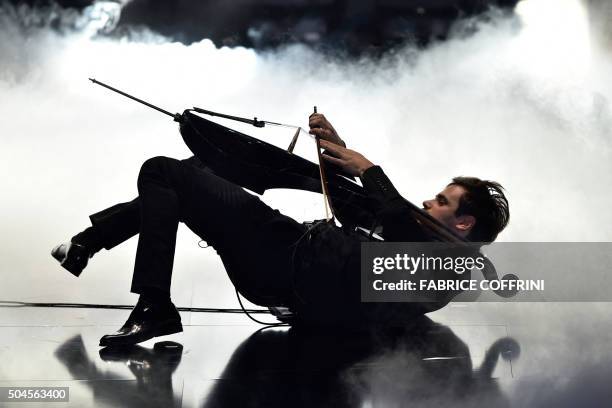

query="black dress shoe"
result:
[99,299,183,347]
[51,242,92,277]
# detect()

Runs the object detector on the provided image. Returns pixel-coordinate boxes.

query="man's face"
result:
[422,184,472,235]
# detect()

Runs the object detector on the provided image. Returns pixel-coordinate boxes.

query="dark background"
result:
[4,0,520,53]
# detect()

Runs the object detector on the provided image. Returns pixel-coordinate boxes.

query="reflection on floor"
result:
[1,302,611,407]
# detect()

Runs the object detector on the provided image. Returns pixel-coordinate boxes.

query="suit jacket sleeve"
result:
[360,165,429,242]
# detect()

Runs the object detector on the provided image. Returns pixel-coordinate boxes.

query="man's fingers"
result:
[309,128,333,140]
[308,113,326,121]
[319,140,347,158]
[319,139,340,151]
[309,116,330,129]
[309,127,326,135]
[321,153,344,166]
[309,120,328,130]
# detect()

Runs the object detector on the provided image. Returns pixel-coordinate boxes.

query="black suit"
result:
[87,156,446,328]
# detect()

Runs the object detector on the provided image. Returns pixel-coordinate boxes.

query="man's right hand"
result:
[308,113,346,147]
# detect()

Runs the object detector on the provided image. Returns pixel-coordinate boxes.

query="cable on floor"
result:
[0,300,270,314]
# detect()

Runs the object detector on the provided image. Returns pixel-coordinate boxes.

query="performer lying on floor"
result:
[51,112,510,347]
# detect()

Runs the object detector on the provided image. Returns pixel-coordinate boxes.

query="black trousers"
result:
[89,156,308,306]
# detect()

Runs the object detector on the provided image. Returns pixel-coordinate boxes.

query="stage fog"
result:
[1,0,610,308]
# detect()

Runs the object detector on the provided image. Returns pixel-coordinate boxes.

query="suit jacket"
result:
[290,166,466,328]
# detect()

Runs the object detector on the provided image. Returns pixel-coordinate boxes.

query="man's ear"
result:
[455,215,476,232]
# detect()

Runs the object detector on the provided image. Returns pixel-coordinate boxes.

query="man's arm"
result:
[320,141,429,241]
[308,114,428,240]
[360,165,429,241]
[318,140,374,177]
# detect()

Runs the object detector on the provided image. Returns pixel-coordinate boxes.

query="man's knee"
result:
[137,156,182,188]
[180,156,205,168]
[141,156,178,171]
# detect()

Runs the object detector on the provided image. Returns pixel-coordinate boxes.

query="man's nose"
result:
[423,200,431,210]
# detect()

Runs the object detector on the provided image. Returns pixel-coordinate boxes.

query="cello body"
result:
[179,110,378,230]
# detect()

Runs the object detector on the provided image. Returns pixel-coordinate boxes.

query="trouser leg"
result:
[85,156,208,251]
[89,199,140,250]
[131,156,306,305]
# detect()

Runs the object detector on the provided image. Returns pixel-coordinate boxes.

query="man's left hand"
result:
[319,140,374,177]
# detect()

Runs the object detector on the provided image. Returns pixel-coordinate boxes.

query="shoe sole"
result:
[59,259,84,277]
[99,319,183,347]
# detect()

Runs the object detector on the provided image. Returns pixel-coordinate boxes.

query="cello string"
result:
[265,122,314,134]
[263,121,294,128]
[264,122,316,139]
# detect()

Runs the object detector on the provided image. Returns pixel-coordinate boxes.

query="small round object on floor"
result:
[154,341,183,351]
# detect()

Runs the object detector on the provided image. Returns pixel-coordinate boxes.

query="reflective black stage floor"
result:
[1,303,611,407]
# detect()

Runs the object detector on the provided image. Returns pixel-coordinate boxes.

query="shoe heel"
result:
[61,260,83,277]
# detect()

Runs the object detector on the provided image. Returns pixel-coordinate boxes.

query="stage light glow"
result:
[514,0,591,82]
[1,0,611,305]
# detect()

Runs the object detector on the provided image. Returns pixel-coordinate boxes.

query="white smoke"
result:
[0,0,610,307]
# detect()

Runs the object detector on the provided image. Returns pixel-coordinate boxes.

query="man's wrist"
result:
[359,162,375,177]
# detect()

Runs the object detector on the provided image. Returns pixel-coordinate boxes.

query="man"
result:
[52,113,509,346]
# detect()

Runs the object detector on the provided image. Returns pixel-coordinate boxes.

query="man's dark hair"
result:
[450,177,509,243]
